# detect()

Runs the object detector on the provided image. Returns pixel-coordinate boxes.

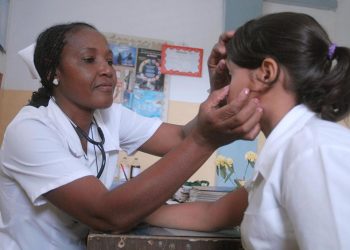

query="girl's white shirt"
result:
[0,100,162,250]
[241,104,350,250]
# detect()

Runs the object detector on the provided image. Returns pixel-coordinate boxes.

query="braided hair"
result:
[28,22,96,107]
[227,12,350,122]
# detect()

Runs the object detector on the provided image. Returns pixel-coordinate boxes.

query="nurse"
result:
[0,22,262,249]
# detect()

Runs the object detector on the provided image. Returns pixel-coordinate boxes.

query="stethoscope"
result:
[71,118,106,179]
[51,97,106,179]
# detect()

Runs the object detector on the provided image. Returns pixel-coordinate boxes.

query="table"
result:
[87,224,243,250]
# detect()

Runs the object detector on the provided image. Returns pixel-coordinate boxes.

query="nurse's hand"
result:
[191,86,262,150]
[208,31,234,93]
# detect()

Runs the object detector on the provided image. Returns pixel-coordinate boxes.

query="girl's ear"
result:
[256,58,279,84]
[250,58,279,91]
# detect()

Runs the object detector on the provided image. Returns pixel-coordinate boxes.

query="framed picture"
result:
[160,44,203,77]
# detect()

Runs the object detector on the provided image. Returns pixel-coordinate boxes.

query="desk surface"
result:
[87,224,242,250]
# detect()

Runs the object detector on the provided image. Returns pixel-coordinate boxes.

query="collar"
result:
[251,104,316,182]
[47,99,119,157]
[90,111,119,152]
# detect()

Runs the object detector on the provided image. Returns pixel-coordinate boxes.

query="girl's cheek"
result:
[227,83,236,103]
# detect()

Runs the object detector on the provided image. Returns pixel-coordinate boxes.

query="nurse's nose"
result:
[99,60,114,77]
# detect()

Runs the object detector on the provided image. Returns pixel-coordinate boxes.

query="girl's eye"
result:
[107,59,113,66]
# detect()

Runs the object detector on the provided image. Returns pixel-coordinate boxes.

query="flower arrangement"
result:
[215,155,234,183]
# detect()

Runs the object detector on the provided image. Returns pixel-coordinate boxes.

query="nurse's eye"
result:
[82,57,95,63]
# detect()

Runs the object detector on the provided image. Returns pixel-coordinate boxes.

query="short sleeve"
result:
[2,118,92,206]
[105,104,162,155]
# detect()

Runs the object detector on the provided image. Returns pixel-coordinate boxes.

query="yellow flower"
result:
[215,155,226,166]
[242,151,257,180]
[215,155,234,183]
[245,151,257,167]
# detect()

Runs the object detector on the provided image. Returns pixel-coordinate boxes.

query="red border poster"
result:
[160,44,203,77]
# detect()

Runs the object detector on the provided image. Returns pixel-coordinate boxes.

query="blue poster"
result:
[110,44,137,67]
[131,88,164,119]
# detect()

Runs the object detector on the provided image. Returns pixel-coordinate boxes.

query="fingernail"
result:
[243,88,249,95]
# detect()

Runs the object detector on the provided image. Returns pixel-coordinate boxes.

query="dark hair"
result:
[227,12,350,121]
[28,22,96,107]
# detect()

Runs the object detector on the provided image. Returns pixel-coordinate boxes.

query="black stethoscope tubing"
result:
[71,118,106,179]
[51,97,106,178]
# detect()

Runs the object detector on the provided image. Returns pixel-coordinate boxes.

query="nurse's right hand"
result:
[191,86,262,150]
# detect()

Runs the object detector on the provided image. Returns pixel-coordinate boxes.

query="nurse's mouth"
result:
[95,83,114,92]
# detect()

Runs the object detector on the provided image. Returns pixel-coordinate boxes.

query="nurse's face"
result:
[54,27,116,113]
[226,60,254,103]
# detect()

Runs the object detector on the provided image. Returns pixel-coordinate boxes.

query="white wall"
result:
[263,0,350,46]
[2,0,350,103]
[3,0,224,103]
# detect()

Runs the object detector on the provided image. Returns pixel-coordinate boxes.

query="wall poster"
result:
[161,44,203,77]
[104,32,169,121]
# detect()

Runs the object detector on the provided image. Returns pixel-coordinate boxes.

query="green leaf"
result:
[224,168,235,183]
[219,166,227,179]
